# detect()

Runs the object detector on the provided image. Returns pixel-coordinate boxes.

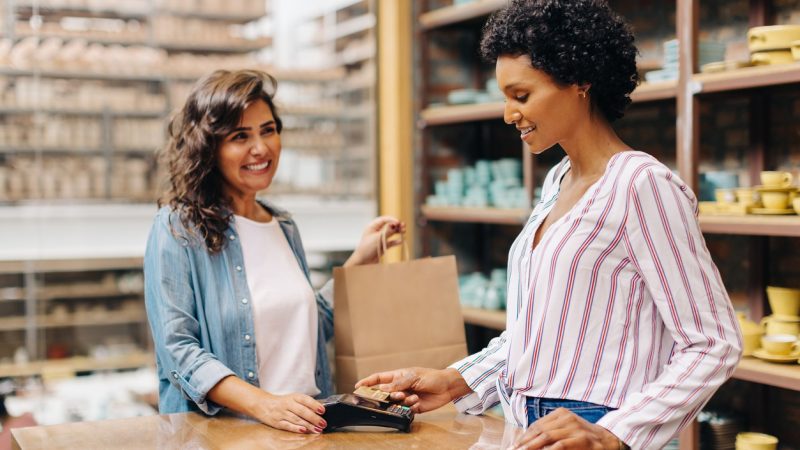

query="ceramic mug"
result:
[760,191,791,210]
[766,286,800,318]
[736,432,778,450]
[761,315,800,336]
[760,171,793,188]
[761,334,799,355]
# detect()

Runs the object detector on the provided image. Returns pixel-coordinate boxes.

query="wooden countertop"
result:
[12,404,521,449]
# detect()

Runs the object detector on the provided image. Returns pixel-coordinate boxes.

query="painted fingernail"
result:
[314,426,323,433]
[320,420,327,428]
[318,407,325,414]
[299,427,308,434]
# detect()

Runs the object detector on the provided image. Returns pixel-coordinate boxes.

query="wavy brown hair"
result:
[159,69,283,253]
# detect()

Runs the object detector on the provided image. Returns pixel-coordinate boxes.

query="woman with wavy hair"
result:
[144,69,404,434]
[358,1,741,449]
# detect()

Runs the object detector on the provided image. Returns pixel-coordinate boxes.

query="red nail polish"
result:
[300,427,308,434]
[314,426,323,433]
[318,407,325,414]
[320,420,327,428]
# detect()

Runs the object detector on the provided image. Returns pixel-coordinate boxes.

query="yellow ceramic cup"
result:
[760,171,793,188]
[761,334,799,355]
[767,286,800,317]
[736,188,759,207]
[736,432,778,450]
[761,191,791,210]
[761,315,800,336]
[794,197,800,214]
[715,188,736,204]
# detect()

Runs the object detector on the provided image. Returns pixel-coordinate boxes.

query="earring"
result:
[579,91,587,99]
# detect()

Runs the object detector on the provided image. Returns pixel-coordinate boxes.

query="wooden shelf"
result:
[0,351,153,378]
[0,284,142,302]
[733,357,800,391]
[630,80,678,102]
[156,9,265,22]
[156,39,271,53]
[419,102,504,127]
[14,3,149,20]
[419,0,506,30]
[0,310,146,331]
[462,306,506,330]
[699,215,800,237]
[0,107,164,118]
[0,257,143,275]
[0,67,163,82]
[421,205,530,225]
[691,64,800,94]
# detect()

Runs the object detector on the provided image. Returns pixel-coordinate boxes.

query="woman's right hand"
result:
[257,393,327,434]
[355,367,470,413]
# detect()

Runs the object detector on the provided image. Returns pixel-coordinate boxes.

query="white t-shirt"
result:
[234,214,320,397]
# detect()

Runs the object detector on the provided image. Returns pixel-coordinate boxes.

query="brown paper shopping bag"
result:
[333,232,467,393]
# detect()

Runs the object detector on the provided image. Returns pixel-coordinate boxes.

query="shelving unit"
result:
[413,1,800,449]
[0,256,150,379]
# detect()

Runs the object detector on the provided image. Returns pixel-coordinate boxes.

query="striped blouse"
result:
[450,151,742,449]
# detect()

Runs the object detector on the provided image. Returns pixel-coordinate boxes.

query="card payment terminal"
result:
[320,394,415,432]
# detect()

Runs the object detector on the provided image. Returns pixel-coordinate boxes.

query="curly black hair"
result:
[481,0,638,122]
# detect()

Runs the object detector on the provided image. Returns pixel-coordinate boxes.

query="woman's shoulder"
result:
[613,151,694,200]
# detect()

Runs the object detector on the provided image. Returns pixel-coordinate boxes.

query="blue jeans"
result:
[526,397,615,426]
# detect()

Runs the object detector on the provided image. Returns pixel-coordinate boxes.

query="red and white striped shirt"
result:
[450,151,742,449]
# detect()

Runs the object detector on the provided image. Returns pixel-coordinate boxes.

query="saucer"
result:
[755,185,797,192]
[750,207,797,215]
[752,348,800,363]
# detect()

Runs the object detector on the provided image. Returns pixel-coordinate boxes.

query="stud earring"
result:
[579,91,587,99]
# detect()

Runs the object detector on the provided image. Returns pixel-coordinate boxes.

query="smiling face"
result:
[216,98,281,201]
[497,54,588,154]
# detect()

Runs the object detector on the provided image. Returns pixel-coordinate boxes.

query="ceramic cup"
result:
[736,432,778,450]
[761,191,791,210]
[761,315,800,336]
[794,197,800,214]
[715,188,736,204]
[766,286,800,318]
[735,188,760,207]
[760,171,793,188]
[761,334,799,355]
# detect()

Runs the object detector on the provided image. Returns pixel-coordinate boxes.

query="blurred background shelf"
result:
[733,357,800,391]
[421,205,530,225]
[0,351,153,378]
[692,64,800,94]
[418,0,506,30]
[461,306,505,331]
[699,215,800,237]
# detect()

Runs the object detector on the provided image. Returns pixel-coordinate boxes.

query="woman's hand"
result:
[255,392,327,434]
[344,216,406,267]
[356,367,469,413]
[511,408,623,450]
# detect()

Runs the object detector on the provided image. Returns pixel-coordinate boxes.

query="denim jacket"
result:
[143,200,335,415]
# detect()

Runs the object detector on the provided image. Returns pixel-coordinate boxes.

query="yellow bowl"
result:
[736,432,778,450]
[748,25,800,52]
[751,49,796,66]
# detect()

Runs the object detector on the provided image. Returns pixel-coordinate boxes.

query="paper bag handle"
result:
[378,223,409,263]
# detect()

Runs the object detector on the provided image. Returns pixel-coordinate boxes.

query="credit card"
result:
[353,386,391,403]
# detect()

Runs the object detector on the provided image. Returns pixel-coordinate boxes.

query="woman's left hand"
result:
[344,216,406,267]
[511,408,623,450]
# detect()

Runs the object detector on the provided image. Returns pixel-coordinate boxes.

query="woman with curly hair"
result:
[144,69,404,434]
[358,1,741,448]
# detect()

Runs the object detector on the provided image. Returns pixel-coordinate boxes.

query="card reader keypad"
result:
[387,404,412,416]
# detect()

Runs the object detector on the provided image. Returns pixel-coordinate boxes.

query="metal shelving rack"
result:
[413,1,800,449]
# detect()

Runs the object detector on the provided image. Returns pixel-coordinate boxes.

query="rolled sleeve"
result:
[144,211,235,415]
[449,332,508,415]
[597,168,742,449]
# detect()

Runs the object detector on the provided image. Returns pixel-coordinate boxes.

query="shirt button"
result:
[241,298,248,304]
[247,371,255,379]
[172,373,179,379]
[236,265,242,271]
[230,235,236,240]
[244,334,251,341]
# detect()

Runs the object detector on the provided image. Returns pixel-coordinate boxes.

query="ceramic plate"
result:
[753,348,800,363]
[750,207,797,215]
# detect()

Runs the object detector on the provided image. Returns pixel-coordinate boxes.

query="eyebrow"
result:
[502,82,525,91]
[228,120,276,134]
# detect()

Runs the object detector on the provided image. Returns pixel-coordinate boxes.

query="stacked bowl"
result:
[747,25,800,65]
